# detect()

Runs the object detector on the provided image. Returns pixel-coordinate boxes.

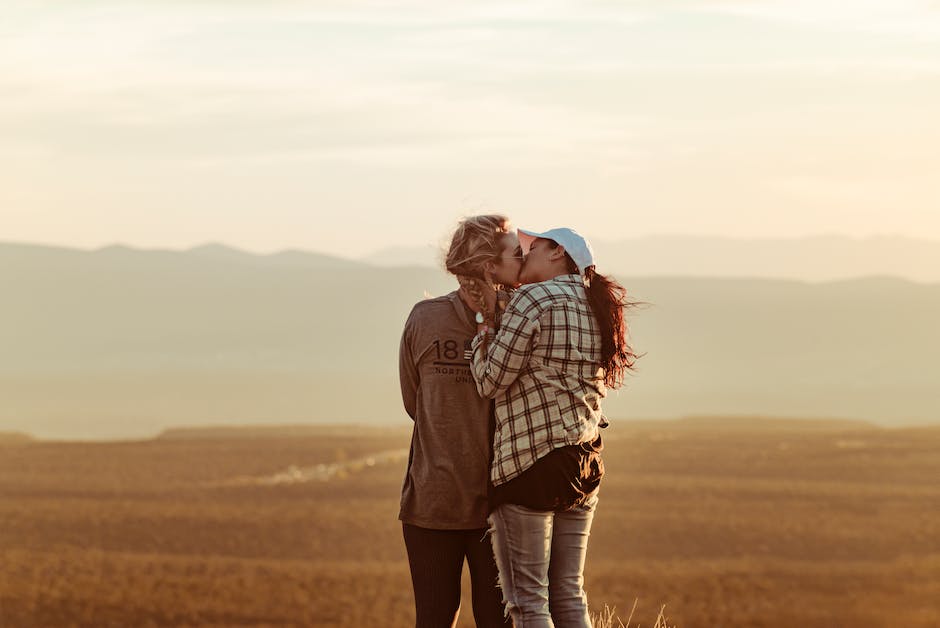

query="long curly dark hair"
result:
[548,241,642,389]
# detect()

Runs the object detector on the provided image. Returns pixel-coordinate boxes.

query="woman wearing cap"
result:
[398,214,523,628]
[468,227,639,627]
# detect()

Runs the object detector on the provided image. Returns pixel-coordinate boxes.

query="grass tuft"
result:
[591,600,676,628]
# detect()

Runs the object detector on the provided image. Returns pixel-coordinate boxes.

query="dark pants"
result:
[402,522,511,628]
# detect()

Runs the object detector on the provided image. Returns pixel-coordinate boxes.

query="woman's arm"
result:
[398,310,419,420]
[470,294,540,399]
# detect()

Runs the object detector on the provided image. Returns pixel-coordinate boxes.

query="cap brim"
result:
[517,228,545,255]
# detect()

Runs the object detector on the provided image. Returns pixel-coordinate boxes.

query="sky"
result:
[1,0,938,258]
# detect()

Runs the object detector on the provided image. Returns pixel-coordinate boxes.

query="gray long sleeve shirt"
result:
[398,291,494,529]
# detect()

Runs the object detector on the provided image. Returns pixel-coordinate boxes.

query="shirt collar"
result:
[550,273,585,285]
[450,290,477,328]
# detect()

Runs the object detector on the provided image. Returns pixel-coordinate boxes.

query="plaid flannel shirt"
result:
[470,274,608,486]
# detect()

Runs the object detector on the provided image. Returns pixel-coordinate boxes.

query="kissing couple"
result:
[399,215,638,627]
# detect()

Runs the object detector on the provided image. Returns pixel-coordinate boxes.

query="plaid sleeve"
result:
[470,294,541,399]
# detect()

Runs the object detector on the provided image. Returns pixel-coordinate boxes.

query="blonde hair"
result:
[444,214,511,312]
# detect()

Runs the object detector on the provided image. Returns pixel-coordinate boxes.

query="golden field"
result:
[1,418,938,627]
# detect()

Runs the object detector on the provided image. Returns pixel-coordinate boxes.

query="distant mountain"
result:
[592,234,940,283]
[155,424,401,440]
[360,234,940,283]
[0,431,33,444]
[184,243,369,270]
[185,242,259,263]
[361,244,443,268]
[1,241,938,439]
[0,241,365,273]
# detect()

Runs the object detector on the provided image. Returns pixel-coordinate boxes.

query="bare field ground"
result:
[1,419,938,627]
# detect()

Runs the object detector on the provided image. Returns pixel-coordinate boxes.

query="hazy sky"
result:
[2,0,938,258]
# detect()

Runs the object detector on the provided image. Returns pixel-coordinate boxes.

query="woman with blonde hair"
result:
[398,214,523,627]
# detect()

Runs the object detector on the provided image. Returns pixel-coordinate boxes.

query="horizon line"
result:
[3,231,940,261]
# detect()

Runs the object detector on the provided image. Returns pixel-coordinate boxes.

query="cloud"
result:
[1,0,938,248]
[697,0,940,38]
[0,0,655,166]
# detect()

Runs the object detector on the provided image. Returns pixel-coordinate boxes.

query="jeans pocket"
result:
[570,490,599,513]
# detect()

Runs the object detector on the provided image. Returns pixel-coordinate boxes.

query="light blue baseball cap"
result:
[518,227,596,275]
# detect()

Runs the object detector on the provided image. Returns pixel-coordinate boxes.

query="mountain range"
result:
[362,234,940,283]
[1,239,937,439]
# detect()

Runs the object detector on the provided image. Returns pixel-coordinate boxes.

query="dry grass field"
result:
[1,418,938,627]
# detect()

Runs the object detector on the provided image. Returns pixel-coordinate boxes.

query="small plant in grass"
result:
[591,600,677,628]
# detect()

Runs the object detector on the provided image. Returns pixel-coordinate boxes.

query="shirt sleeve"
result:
[398,309,419,420]
[470,297,540,399]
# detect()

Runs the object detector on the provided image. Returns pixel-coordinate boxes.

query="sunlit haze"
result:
[2,0,938,258]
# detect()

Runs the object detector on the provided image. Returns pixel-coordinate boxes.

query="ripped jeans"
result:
[487,493,598,628]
